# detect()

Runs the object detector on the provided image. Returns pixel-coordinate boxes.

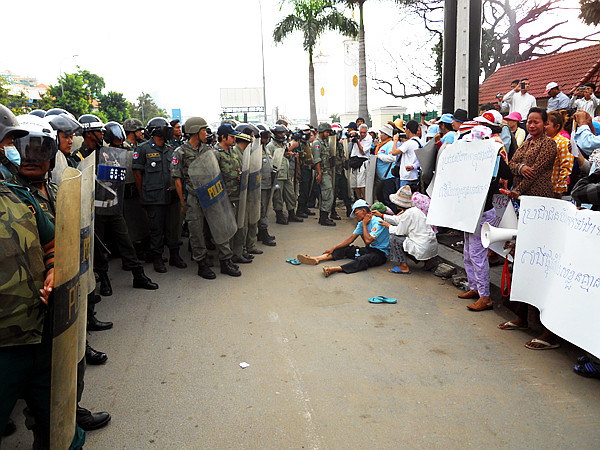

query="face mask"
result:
[0,145,21,179]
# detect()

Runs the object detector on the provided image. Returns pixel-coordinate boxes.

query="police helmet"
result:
[104,122,126,146]
[183,117,208,136]
[317,122,333,133]
[256,124,268,132]
[0,104,29,142]
[45,108,70,118]
[29,109,47,118]
[235,123,260,138]
[79,114,104,132]
[270,124,288,142]
[123,118,144,132]
[49,114,81,135]
[15,114,57,162]
[145,117,173,140]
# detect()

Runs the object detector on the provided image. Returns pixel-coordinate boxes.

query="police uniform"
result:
[268,140,298,215]
[214,142,245,259]
[258,140,276,244]
[171,141,234,262]
[132,139,182,262]
[67,142,95,168]
[123,138,150,252]
[333,140,353,216]
[312,136,334,212]
[297,140,314,214]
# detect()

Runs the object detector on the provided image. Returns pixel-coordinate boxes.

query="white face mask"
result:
[0,145,21,179]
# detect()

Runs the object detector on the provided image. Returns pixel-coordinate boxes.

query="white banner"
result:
[511,196,600,356]
[426,139,500,233]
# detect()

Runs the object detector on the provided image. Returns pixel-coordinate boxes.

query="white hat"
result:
[379,124,394,137]
[544,82,558,94]
[473,110,503,127]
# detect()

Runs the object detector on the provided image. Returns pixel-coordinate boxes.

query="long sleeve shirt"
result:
[509,135,557,197]
[502,90,537,119]
[547,92,570,111]
[570,94,600,117]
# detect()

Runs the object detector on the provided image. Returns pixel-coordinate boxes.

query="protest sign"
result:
[426,139,500,233]
[511,196,600,356]
[414,139,438,189]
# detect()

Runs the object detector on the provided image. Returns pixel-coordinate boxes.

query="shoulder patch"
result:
[315,145,320,150]
[171,157,179,165]
[132,151,139,159]
[371,227,377,232]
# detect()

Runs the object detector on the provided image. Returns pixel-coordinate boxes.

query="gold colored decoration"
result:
[352,75,358,87]
[320,87,325,97]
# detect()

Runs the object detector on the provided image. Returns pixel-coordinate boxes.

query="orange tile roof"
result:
[479,44,600,104]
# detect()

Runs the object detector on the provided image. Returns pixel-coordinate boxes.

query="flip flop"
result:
[524,338,560,350]
[297,254,318,265]
[497,320,528,330]
[368,296,397,304]
[389,266,410,274]
[286,258,301,265]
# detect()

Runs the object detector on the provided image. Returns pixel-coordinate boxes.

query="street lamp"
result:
[258,0,268,122]
[59,54,79,96]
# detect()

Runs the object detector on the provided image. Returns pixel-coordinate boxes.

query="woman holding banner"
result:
[501,108,560,350]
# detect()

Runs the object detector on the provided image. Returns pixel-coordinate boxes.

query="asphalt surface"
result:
[5,212,600,449]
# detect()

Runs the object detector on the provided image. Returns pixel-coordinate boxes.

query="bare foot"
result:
[322,266,333,277]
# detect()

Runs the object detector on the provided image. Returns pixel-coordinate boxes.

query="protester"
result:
[570,83,600,117]
[373,124,396,210]
[545,82,570,111]
[503,112,526,147]
[348,123,372,200]
[501,78,537,121]
[438,114,456,144]
[546,111,574,198]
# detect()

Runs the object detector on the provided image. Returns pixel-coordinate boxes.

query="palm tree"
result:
[274,0,359,126]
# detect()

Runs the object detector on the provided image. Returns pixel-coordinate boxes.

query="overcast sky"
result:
[2,0,596,123]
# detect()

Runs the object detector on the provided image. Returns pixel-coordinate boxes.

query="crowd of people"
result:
[2,76,600,445]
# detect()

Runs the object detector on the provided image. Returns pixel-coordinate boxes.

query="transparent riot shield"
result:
[329,135,337,200]
[342,139,352,198]
[247,139,262,225]
[52,151,69,185]
[95,146,128,216]
[268,145,285,207]
[365,156,377,205]
[50,166,82,450]
[188,149,237,244]
[236,144,251,229]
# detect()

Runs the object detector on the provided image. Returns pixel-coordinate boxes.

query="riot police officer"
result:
[48,113,81,161]
[71,114,104,167]
[133,117,186,273]
[312,123,336,226]
[295,125,315,218]
[123,118,145,148]
[257,127,276,246]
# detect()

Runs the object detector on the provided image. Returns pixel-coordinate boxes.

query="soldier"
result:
[312,123,336,226]
[295,125,315,218]
[331,127,353,219]
[168,119,184,148]
[268,124,303,225]
[257,126,276,246]
[70,114,105,167]
[47,113,81,161]
[172,116,240,278]
[214,123,250,266]
[133,117,186,273]
[123,118,145,148]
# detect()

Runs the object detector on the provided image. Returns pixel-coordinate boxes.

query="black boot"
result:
[305,208,316,216]
[220,259,241,277]
[295,208,308,218]
[346,204,353,217]
[330,208,341,220]
[2,418,16,437]
[88,312,113,331]
[169,248,187,269]
[232,254,253,264]
[76,406,111,431]
[319,210,336,227]
[258,228,276,246]
[288,210,304,222]
[197,259,216,279]
[275,210,288,225]
[97,271,112,296]
[85,342,108,365]
[132,266,159,290]
[153,255,167,273]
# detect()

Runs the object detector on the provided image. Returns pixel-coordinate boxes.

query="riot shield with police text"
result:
[247,138,262,224]
[51,166,82,450]
[95,146,128,216]
[237,145,251,229]
[268,146,285,207]
[188,149,237,244]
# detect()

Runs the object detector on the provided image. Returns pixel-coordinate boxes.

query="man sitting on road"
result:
[296,199,389,277]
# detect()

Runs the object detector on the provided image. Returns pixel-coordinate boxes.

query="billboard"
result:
[220,88,264,110]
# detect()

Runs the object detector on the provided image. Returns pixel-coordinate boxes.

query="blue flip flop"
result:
[368,296,397,304]
[286,258,301,265]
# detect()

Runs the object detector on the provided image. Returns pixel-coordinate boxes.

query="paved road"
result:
[6,214,600,449]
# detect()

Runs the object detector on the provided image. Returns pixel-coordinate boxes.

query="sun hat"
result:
[379,124,395,138]
[504,111,522,122]
[473,110,503,126]
[425,124,440,138]
[387,118,405,132]
[439,113,454,124]
[370,202,388,213]
[350,199,370,217]
[389,185,413,209]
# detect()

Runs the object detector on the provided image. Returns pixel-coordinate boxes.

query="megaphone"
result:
[481,222,517,248]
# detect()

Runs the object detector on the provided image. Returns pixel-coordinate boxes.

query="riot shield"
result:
[268,145,285,207]
[236,144,251,229]
[188,149,237,244]
[95,146,128,216]
[52,151,69,185]
[329,136,337,204]
[76,153,95,361]
[342,139,352,198]
[247,138,262,224]
[365,156,377,205]
[51,166,82,450]
[414,139,438,190]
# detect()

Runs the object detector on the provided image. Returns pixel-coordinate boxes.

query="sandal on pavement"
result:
[524,338,560,350]
[498,320,529,330]
[389,266,410,274]
[286,258,301,265]
[466,298,493,311]
[297,254,318,265]
[573,362,600,379]
[368,296,397,304]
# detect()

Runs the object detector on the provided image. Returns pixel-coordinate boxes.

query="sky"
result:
[2,0,597,124]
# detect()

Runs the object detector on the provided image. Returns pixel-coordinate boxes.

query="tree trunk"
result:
[358,2,369,124]
[308,50,318,127]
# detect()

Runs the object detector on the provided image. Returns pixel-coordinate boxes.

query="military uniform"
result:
[0,182,55,446]
[258,141,276,245]
[333,140,352,216]
[297,140,315,214]
[67,142,95,168]
[171,141,234,262]
[132,140,182,263]
[312,136,334,212]
[268,141,298,215]
[213,143,245,259]
[123,138,150,246]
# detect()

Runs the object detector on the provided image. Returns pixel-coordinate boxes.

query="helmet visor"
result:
[15,134,58,162]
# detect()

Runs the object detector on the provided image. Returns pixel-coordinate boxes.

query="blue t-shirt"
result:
[375,140,395,179]
[353,216,390,255]
[441,130,456,144]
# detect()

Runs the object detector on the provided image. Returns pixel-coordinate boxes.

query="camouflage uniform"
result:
[0,182,54,445]
[268,141,297,213]
[333,140,352,215]
[312,136,334,212]
[171,141,233,261]
[297,140,314,213]
[214,143,245,258]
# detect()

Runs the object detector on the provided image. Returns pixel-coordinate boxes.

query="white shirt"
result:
[502,90,537,119]
[350,134,373,158]
[570,94,600,117]
[384,208,438,260]
[396,137,421,181]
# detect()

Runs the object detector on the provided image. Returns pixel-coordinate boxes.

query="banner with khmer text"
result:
[511,196,600,356]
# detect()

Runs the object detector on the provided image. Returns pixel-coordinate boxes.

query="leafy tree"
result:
[78,69,105,99]
[0,81,32,115]
[99,91,130,123]
[46,72,92,117]
[580,0,600,25]
[329,112,341,122]
[128,92,168,124]
[274,0,359,126]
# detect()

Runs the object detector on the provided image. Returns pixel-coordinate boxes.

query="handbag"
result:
[348,156,367,170]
